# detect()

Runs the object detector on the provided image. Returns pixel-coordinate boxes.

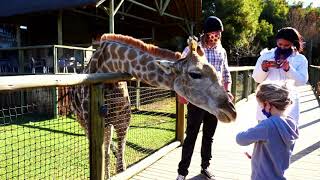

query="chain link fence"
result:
[0,79,176,179]
[0,87,90,179]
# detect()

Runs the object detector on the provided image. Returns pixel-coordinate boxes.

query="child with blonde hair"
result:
[236,83,298,180]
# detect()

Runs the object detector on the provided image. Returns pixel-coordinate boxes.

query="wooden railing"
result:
[176,66,256,144]
[0,73,133,180]
[0,66,256,179]
[229,66,256,103]
[309,65,320,97]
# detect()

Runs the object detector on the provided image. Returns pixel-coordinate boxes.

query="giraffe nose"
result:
[217,101,237,123]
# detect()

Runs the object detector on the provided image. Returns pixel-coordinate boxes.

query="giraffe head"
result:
[98,34,236,122]
[156,37,236,122]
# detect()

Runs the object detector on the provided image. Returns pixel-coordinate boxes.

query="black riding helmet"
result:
[204,16,224,33]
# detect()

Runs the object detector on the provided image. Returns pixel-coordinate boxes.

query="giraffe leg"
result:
[104,124,113,179]
[115,127,129,173]
[115,103,131,173]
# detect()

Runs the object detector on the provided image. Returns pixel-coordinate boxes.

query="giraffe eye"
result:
[188,72,202,79]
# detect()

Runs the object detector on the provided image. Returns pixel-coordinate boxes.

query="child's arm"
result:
[236,121,268,146]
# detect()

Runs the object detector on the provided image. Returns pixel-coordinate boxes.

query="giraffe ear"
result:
[154,60,176,74]
[197,46,204,56]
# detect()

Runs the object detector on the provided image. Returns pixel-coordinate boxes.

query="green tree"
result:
[287,5,320,64]
[259,0,289,47]
[202,0,273,62]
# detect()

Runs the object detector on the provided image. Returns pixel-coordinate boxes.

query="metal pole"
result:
[57,10,63,45]
[109,0,114,33]
[127,0,185,21]
[152,27,155,43]
[136,80,141,110]
[231,71,238,104]
[16,26,23,73]
[53,46,58,74]
[243,70,249,99]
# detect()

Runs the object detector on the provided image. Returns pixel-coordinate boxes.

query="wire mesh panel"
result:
[0,81,177,179]
[235,71,245,102]
[103,82,176,177]
[0,86,90,179]
[127,85,176,163]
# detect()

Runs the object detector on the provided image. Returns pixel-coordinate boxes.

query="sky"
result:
[286,0,320,7]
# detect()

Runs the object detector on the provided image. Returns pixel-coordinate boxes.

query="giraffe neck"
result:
[87,40,180,90]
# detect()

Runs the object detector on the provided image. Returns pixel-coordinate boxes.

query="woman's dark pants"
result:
[177,103,218,176]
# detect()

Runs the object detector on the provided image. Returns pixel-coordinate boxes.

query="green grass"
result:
[0,97,176,179]
[0,116,89,179]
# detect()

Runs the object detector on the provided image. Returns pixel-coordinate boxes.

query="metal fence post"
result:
[90,84,105,180]
[231,71,238,103]
[176,95,185,144]
[136,80,141,110]
[243,70,249,99]
[251,70,257,93]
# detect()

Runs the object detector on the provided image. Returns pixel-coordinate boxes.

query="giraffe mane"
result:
[100,34,182,60]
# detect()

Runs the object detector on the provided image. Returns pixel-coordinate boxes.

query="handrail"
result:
[310,65,320,70]
[0,73,134,91]
[0,44,96,51]
[54,45,96,51]
[0,66,256,91]
[309,65,320,97]
[229,66,254,72]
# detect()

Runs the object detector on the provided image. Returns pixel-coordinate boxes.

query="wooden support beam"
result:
[0,73,134,91]
[176,95,185,144]
[90,84,105,180]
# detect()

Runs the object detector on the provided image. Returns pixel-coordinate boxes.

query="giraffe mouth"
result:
[217,101,237,123]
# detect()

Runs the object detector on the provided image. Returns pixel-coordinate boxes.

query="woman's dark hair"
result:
[275,27,304,52]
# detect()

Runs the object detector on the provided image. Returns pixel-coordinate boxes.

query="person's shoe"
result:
[176,174,186,180]
[201,168,215,179]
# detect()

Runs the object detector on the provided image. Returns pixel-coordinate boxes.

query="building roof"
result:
[0,0,97,17]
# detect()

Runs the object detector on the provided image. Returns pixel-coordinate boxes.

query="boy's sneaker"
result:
[176,174,186,180]
[201,168,215,179]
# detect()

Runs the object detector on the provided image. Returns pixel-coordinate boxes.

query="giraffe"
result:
[70,34,237,178]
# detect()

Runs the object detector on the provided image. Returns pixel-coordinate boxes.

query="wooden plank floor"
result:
[131,85,320,180]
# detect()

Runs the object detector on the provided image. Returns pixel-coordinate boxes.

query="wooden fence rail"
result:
[0,67,256,180]
[309,65,320,97]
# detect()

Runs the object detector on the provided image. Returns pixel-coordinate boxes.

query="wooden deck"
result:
[131,84,320,180]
